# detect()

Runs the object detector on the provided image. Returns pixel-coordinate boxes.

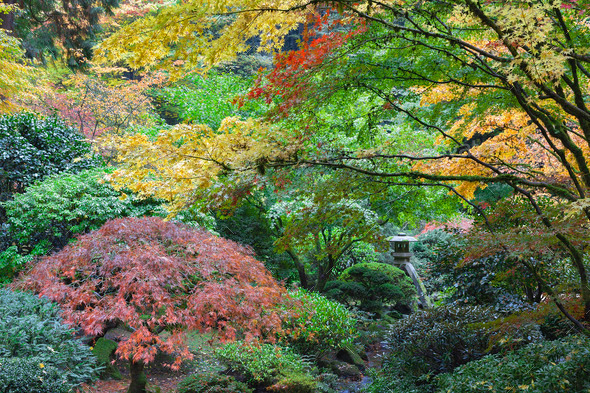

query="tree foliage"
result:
[16,216,288,393]
[32,70,165,139]
[0,24,34,111]
[96,0,590,331]
[5,0,120,66]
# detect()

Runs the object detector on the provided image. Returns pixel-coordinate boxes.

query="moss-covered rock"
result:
[336,344,365,371]
[92,338,122,380]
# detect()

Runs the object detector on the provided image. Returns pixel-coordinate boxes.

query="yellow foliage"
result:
[96,0,311,75]
[0,30,37,112]
[102,118,296,215]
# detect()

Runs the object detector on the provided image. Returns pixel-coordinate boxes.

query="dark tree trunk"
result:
[286,249,309,289]
[127,360,147,393]
[0,0,18,34]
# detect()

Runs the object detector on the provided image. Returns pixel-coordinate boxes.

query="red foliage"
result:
[16,217,287,368]
[238,12,366,119]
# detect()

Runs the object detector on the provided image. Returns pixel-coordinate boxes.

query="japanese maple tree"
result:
[16,216,287,393]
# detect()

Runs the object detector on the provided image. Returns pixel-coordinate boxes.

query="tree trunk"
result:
[286,249,309,289]
[0,0,17,34]
[127,359,147,393]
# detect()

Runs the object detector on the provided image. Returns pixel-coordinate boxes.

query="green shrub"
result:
[385,306,498,376]
[325,262,416,315]
[176,372,253,393]
[215,341,315,388]
[0,246,34,284]
[0,112,98,206]
[285,288,358,354]
[0,289,100,389]
[437,335,590,393]
[267,371,318,393]
[0,357,69,393]
[3,169,164,253]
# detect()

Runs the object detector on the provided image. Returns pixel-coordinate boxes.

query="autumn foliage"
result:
[16,217,287,369]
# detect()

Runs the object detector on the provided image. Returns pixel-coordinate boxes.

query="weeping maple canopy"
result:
[16,217,287,368]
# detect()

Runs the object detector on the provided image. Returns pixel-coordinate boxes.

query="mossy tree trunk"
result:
[127,359,147,393]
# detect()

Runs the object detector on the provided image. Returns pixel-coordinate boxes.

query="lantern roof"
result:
[387,232,418,242]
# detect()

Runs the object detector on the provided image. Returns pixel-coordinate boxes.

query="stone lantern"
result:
[387,233,431,309]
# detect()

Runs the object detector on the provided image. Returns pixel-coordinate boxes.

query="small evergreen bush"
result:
[385,305,498,376]
[3,169,164,253]
[285,288,358,354]
[177,372,253,393]
[0,357,69,393]
[0,112,97,200]
[0,289,99,389]
[438,335,590,393]
[325,262,416,315]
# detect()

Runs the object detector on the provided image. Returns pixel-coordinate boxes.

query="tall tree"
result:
[4,0,119,66]
[98,0,590,332]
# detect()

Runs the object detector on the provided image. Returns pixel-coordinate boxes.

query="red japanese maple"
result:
[16,217,287,393]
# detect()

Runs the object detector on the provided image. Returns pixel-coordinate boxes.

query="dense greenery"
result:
[3,169,164,253]
[0,357,69,393]
[438,335,590,393]
[215,341,317,391]
[325,262,416,316]
[2,1,590,392]
[0,289,99,390]
[284,288,358,355]
[0,112,98,221]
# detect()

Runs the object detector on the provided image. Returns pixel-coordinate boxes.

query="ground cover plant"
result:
[0,289,99,392]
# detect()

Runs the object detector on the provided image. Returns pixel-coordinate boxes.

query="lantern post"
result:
[387,233,432,309]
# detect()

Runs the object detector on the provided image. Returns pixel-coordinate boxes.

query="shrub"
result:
[0,289,99,389]
[0,245,35,284]
[0,357,69,393]
[385,306,498,377]
[325,262,416,315]
[267,372,318,393]
[3,169,164,253]
[284,288,358,355]
[177,372,253,393]
[437,335,590,393]
[0,112,97,205]
[215,341,315,388]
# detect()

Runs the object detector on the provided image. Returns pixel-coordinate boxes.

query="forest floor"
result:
[78,331,389,393]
